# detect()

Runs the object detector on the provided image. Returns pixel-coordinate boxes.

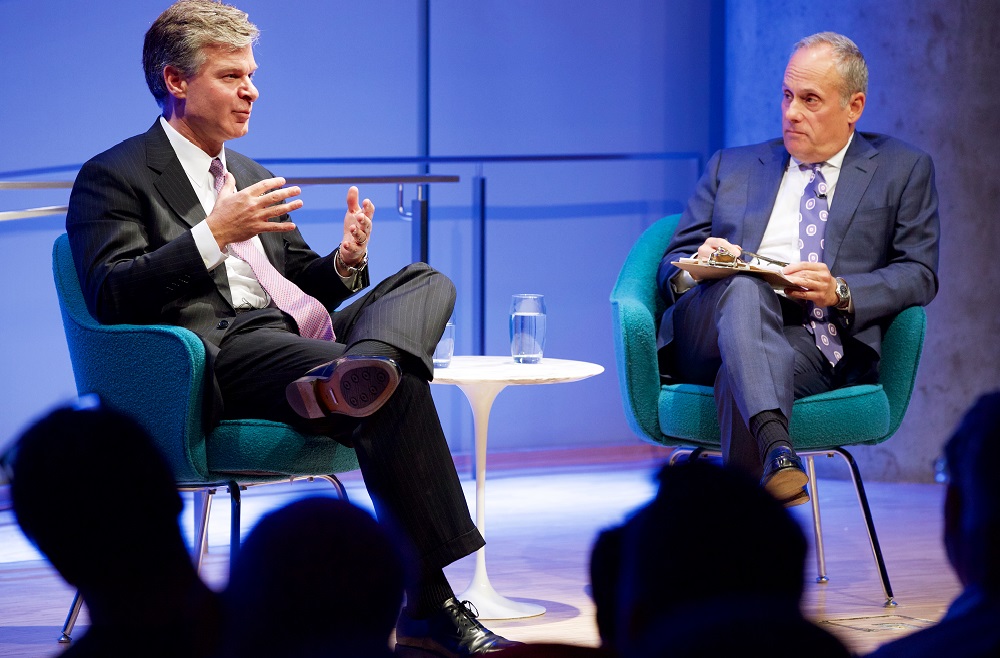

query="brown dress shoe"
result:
[285,356,401,419]
[782,487,811,508]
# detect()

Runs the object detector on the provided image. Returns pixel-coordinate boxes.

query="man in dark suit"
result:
[66,1,515,655]
[656,32,939,506]
[865,392,1000,658]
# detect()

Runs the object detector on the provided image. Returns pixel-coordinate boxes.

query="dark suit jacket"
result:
[66,120,369,352]
[656,131,940,361]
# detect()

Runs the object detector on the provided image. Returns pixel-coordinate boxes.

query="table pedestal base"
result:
[458,550,545,620]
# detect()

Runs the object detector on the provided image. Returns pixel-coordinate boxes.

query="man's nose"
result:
[784,100,801,122]
[242,78,259,102]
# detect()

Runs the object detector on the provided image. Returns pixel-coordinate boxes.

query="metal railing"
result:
[1,151,702,353]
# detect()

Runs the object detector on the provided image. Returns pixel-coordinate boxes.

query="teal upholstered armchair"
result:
[610,214,927,607]
[52,233,359,640]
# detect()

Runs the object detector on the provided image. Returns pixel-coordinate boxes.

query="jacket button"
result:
[216,320,230,330]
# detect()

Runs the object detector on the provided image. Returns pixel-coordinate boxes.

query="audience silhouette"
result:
[8,397,223,657]
[866,391,1000,657]
[222,496,408,658]
[595,459,849,657]
[15,394,990,656]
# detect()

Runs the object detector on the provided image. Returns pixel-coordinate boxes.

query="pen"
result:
[740,250,789,268]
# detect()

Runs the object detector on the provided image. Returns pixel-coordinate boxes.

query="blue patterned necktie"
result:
[798,163,842,366]
[209,158,335,341]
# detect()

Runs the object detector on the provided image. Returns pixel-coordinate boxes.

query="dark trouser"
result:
[215,263,484,569]
[658,276,877,479]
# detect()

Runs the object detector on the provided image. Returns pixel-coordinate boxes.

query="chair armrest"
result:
[609,215,681,444]
[60,318,211,483]
[878,305,927,437]
[610,296,663,443]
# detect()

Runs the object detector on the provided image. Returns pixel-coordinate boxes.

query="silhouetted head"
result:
[612,459,807,650]
[625,595,850,658]
[942,391,1000,591]
[224,496,407,657]
[589,523,625,647]
[9,398,183,590]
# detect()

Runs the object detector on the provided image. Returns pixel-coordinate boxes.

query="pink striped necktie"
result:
[209,158,335,341]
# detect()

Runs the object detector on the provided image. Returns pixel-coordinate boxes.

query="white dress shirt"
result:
[159,117,359,310]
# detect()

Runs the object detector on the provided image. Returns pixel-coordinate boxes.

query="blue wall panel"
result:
[0,1,722,458]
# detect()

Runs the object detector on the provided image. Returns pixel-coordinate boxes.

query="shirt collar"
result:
[158,116,227,189]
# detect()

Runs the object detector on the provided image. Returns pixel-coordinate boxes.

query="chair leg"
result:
[805,455,829,584]
[228,481,242,564]
[831,447,897,607]
[192,488,215,574]
[57,590,84,644]
[312,474,351,501]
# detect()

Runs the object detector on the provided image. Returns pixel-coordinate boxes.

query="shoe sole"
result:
[763,465,809,502]
[394,639,455,658]
[286,357,400,419]
[783,488,811,508]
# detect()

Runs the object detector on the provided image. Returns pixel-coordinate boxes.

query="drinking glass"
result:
[509,294,546,363]
[433,320,455,368]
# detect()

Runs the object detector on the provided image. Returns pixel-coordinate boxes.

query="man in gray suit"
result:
[66,1,515,654]
[656,32,939,506]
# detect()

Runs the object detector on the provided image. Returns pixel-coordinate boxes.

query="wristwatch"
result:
[336,247,367,276]
[834,277,851,310]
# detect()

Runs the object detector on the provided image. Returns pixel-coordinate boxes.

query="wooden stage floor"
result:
[0,447,959,656]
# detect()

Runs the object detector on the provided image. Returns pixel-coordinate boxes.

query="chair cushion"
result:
[205,419,359,484]
[659,383,891,451]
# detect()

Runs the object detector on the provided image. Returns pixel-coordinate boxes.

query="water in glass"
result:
[510,294,546,363]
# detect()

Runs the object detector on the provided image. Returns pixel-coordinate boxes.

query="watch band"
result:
[336,247,367,275]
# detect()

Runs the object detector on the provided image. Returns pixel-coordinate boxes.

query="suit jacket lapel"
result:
[743,141,789,251]
[145,121,207,230]
[824,132,878,268]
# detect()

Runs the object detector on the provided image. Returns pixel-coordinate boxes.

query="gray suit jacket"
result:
[656,131,940,361]
[66,120,368,351]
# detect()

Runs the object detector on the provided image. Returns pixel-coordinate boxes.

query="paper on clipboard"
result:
[672,257,807,291]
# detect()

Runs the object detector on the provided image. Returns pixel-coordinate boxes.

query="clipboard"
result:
[672,257,807,291]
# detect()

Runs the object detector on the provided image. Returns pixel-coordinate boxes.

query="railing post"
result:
[472,175,486,355]
[412,183,429,264]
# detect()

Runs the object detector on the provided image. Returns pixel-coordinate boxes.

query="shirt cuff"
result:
[335,248,366,292]
[670,268,698,296]
[191,221,226,271]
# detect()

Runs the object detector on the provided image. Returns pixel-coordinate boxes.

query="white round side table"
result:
[431,355,604,619]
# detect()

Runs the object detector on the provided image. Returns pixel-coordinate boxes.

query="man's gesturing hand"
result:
[340,185,374,267]
[207,174,302,249]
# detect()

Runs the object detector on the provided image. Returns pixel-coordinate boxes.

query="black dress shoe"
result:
[760,446,809,503]
[395,598,520,657]
[285,355,401,419]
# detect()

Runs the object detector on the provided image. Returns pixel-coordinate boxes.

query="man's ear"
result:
[162,65,187,100]
[847,91,866,125]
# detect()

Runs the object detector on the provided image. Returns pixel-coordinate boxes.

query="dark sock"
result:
[343,339,401,361]
[405,568,455,619]
[344,339,432,379]
[750,409,791,463]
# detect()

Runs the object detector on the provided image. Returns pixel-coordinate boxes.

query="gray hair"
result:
[794,32,868,106]
[143,0,259,108]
